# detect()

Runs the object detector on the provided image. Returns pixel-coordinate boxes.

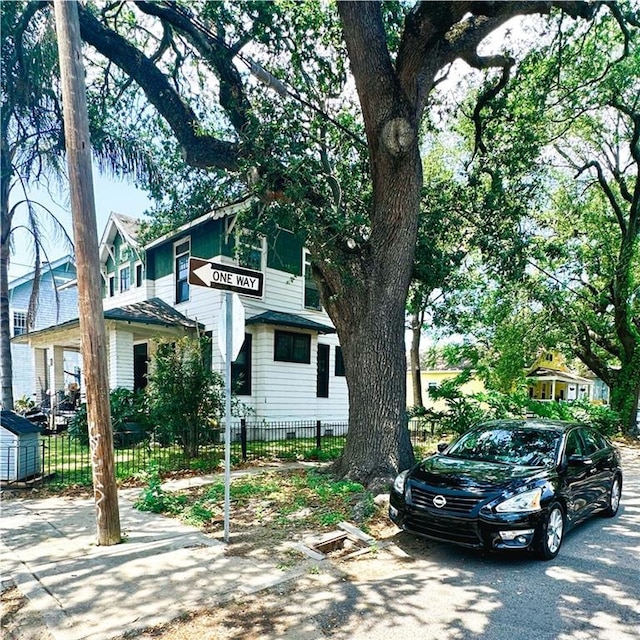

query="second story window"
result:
[119,266,130,292]
[175,239,190,303]
[108,275,115,297]
[135,263,143,288]
[237,231,264,272]
[13,311,27,336]
[304,250,321,310]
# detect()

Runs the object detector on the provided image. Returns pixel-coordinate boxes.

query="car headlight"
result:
[495,488,542,513]
[393,470,410,494]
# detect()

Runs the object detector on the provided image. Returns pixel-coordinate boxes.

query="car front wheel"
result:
[603,475,622,517]
[536,503,564,560]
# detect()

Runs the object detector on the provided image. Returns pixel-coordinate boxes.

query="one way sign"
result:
[189,257,264,298]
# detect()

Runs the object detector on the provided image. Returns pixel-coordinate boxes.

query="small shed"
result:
[0,410,42,482]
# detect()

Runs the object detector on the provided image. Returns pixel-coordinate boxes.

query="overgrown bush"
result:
[69,387,150,447]
[424,378,623,438]
[146,336,225,458]
[429,374,489,435]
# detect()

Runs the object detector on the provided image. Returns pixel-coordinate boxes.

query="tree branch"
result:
[77,3,242,170]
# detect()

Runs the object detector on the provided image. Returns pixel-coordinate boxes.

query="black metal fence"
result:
[1,417,440,489]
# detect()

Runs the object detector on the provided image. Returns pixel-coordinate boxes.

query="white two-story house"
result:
[14,198,348,425]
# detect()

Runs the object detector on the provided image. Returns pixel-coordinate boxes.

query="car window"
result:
[565,430,583,458]
[580,428,603,456]
[446,427,560,466]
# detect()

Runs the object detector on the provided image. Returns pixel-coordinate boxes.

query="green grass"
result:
[40,434,345,489]
[136,468,373,533]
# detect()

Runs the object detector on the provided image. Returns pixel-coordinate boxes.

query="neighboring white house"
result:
[8,256,80,404]
[14,200,349,423]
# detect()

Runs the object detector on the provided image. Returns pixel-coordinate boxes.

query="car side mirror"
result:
[437,442,448,453]
[567,454,594,467]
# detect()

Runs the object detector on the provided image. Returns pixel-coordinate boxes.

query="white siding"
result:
[0,429,40,481]
[9,265,79,401]
[109,327,134,390]
[149,263,349,422]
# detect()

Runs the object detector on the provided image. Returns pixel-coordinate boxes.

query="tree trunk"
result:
[0,164,14,410]
[410,311,424,409]
[54,0,121,545]
[609,358,640,435]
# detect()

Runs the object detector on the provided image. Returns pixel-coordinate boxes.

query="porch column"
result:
[33,347,48,402]
[50,345,66,405]
[108,327,134,390]
[551,379,556,402]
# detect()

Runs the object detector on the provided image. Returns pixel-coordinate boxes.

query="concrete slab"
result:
[0,489,310,640]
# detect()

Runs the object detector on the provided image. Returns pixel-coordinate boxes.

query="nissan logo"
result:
[433,495,447,509]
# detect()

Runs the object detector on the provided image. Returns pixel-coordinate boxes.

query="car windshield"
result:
[445,426,561,467]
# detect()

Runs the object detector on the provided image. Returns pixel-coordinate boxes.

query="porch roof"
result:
[12,298,203,347]
[246,310,336,334]
[527,367,593,385]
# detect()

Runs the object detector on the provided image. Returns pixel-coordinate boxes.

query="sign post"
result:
[189,258,263,543]
[223,291,232,543]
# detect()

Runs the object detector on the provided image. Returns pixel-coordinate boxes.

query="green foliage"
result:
[138,469,373,532]
[134,462,186,514]
[14,395,37,414]
[428,374,624,437]
[68,387,150,447]
[146,336,225,459]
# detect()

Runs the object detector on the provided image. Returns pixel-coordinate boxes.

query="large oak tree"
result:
[60,1,600,485]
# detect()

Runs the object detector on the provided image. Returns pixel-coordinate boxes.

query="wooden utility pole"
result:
[53,0,121,545]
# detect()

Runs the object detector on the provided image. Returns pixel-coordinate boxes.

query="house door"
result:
[133,343,148,391]
[317,344,329,398]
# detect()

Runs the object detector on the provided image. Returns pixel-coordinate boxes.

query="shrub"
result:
[68,388,150,447]
[146,336,225,459]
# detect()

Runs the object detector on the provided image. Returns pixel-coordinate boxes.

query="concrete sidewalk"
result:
[0,481,320,640]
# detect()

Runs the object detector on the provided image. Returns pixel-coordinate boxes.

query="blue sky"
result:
[8,171,152,280]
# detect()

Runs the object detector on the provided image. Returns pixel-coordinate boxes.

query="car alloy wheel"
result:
[537,503,564,560]
[603,476,622,517]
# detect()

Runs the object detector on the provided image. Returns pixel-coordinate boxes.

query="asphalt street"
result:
[289,444,640,640]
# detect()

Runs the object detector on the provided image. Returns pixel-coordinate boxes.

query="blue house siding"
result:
[9,259,79,401]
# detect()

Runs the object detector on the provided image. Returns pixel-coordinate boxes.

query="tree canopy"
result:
[8,0,629,479]
[433,2,640,432]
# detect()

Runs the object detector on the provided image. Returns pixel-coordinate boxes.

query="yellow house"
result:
[526,352,593,402]
[407,351,594,411]
[407,366,485,412]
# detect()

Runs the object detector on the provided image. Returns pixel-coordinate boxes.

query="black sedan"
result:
[389,419,622,560]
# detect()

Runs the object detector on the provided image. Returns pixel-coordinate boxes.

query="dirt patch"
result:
[1,583,54,640]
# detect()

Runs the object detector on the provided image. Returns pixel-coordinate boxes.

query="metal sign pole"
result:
[224,291,232,543]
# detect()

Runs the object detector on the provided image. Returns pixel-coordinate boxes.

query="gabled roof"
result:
[246,310,336,334]
[8,255,76,291]
[144,196,254,250]
[0,410,42,436]
[99,212,144,263]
